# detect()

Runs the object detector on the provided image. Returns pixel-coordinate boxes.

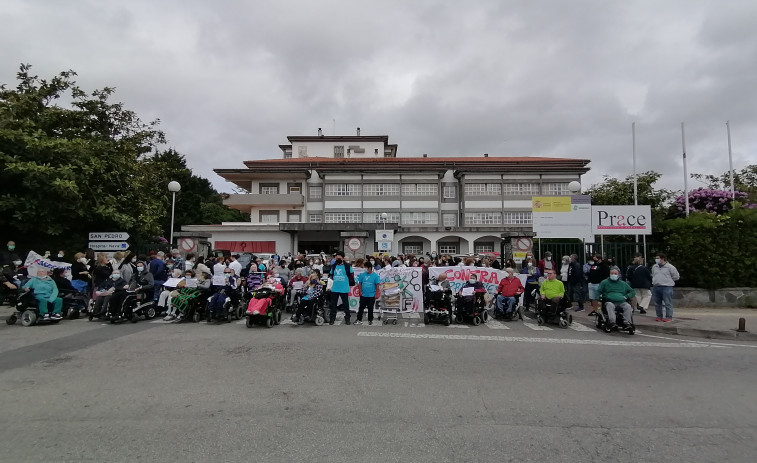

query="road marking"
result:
[356,332,727,348]
[485,320,510,330]
[523,323,552,331]
[568,322,595,332]
[446,325,470,329]
[638,333,757,349]
[408,323,425,328]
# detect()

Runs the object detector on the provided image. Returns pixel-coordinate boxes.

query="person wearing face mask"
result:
[520,257,541,310]
[327,251,355,325]
[586,254,610,316]
[598,267,635,330]
[91,253,113,293]
[537,251,557,275]
[0,240,22,268]
[286,268,309,309]
[91,268,128,319]
[495,268,524,318]
[293,272,324,323]
[22,268,64,320]
[457,273,486,317]
[539,269,565,309]
[56,251,68,263]
[70,252,92,287]
[148,251,167,300]
[559,255,570,283]
[651,253,679,322]
[355,261,381,325]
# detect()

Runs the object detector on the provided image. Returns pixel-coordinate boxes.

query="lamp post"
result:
[380,212,388,231]
[168,181,181,247]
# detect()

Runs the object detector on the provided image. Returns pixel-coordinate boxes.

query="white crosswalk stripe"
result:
[522,322,552,331]
[484,319,510,330]
[568,322,596,332]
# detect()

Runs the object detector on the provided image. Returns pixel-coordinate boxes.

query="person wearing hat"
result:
[22,267,63,320]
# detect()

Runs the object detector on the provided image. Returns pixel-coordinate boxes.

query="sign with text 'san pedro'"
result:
[89,232,130,241]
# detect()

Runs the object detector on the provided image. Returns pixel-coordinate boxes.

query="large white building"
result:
[180,129,590,257]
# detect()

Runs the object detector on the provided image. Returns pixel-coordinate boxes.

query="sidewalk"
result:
[571,307,757,342]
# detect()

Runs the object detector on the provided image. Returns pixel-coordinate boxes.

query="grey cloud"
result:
[1,0,754,194]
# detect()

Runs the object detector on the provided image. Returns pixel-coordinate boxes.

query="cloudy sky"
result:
[1,0,754,192]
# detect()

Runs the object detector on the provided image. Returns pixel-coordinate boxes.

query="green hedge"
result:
[659,206,757,289]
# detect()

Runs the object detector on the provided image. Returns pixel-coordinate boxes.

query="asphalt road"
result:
[1,310,756,463]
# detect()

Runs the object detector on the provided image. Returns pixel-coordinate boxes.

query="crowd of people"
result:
[0,239,680,326]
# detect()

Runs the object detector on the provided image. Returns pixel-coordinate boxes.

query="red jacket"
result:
[497,277,524,297]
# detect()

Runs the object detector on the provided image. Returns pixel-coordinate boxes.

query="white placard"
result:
[461,287,474,296]
[184,278,198,288]
[164,278,182,288]
[212,275,227,286]
[292,281,304,290]
[429,284,441,292]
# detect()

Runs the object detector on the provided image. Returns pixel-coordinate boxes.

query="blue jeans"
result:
[652,286,674,319]
[329,292,350,323]
[495,295,517,315]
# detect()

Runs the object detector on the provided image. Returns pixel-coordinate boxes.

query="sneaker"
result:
[51,313,63,320]
[368,320,373,325]
[574,307,584,312]
[163,315,174,321]
[663,318,671,322]
[329,320,335,325]
[353,320,362,325]
[655,318,663,322]
[43,314,51,320]
[639,308,647,314]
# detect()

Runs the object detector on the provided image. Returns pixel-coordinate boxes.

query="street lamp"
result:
[168,181,181,247]
[380,212,388,230]
[568,181,581,194]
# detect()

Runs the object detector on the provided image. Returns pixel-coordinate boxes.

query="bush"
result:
[659,206,757,289]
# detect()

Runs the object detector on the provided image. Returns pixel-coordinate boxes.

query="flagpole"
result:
[727,120,735,200]
[632,122,639,253]
[681,122,689,217]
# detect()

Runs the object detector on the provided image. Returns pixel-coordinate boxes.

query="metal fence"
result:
[532,239,660,270]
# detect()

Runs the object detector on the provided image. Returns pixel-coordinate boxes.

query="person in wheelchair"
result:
[456,273,486,315]
[22,267,64,320]
[495,267,524,318]
[292,272,324,323]
[207,268,239,320]
[598,267,635,330]
[538,268,565,307]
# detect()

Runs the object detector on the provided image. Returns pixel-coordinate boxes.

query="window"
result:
[324,212,361,223]
[283,151,292,159]
[308,186,322,200]
[334,146,344,158]
[260,210,279,223]
[298,146,307,157]
[464,212,502,225]
[260,184,279,195]
[401,212,438,225]
[502,211,532,224]
[363,212,400,223]
[546,183,570,195]
[325,184,360,196]
[309,214,323,223]
[443,185,456,199]
[503,183,540,196]
[475,243,494,253]
[287,211,301,223]
[363,184,400,196]
[402,184,438,196]
[403,243,423,255]
[438,244,458,255]
[442,213,457,227]
[464,183,501,196]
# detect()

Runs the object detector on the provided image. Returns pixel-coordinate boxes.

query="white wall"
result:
[294,140,385,158]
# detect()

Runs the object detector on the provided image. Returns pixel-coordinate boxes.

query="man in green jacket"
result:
[598,267,635,328]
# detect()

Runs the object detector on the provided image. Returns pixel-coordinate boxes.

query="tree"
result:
[0,64,247,253]
[584,171,676,239]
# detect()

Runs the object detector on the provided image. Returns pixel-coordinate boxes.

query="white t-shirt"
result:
[229,260,243,276]
[213,262,227,276]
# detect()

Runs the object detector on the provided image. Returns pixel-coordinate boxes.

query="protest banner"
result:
[24,250,72,279]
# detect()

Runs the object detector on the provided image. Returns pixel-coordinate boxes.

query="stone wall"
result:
[674,288,757,308]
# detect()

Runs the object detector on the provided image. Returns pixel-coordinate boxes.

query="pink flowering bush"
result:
[672,188,753,216]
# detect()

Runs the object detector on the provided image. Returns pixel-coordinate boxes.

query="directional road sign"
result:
[88,241,129,251]
[88,232,130,241]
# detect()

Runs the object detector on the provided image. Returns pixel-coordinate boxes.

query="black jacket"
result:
[567,261,585,284]
[625,264,652,289]
[587,261,610,284]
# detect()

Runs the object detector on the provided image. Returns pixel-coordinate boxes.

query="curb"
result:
[634,323,757,342]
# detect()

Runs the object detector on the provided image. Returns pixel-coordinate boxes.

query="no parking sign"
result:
[179,238,196,253]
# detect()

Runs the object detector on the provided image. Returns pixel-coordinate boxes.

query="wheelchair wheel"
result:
[274,308,282,325]
[192,311,200,323]
[146,305,157,320]
[245,316,253,328]
[235,305,243,320]
[315,316,324,326]
[455,314,464,324]
[443,317,451,326]
[423,313,431,325]
[6,315,17,325]
[481,310,489,323]
[21,310,37,327]
[472,316,481,326]
[265,316,274,328]
[558,319,568,328]
[603,322,614,333]
[627,325,635,335]
[567,314,573,325]
[537,315,544,326]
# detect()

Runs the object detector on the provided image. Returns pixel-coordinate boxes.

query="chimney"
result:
[484,153,489,158]
[317,128,323,136]
[356,127,361,136]
[423,153,427,158]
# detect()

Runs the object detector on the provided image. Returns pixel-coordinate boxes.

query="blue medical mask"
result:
[610,274,619,281]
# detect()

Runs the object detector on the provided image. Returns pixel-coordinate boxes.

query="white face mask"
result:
[136,267,144,272]
[111,274,121,280]
[546,257,551,261]
[610,274,619,281]
[57,254,64,259]
[468,279,476,284]
[527,262,533,267]
[655,258,661,265]
[79,258,87,264]
[13,260,22,266]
